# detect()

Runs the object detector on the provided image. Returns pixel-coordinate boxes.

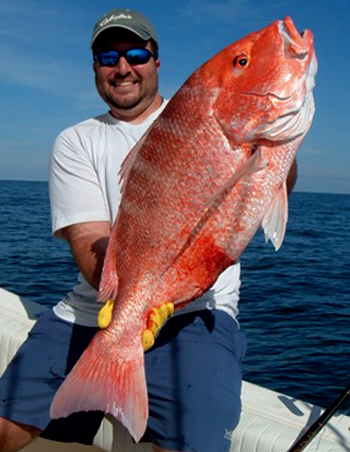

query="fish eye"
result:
[233,54,249,68]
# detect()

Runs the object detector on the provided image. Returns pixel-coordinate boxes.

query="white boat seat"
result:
[0,288,349,452]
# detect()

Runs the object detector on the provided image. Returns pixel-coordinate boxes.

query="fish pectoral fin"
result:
[169,150,267,266]
[262,181,288,251]
[203,148,266,213]
[142,302,174,351]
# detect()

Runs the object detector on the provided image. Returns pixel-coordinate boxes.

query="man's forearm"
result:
[62,221,111,290]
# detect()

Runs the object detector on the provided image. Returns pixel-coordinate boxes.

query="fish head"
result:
[209,17,317,143]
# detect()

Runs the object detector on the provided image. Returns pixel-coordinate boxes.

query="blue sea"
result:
[0,179,349,412]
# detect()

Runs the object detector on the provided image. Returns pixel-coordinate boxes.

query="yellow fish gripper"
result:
[98,299,114,329]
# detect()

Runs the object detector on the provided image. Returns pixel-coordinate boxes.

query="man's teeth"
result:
[115,81,134,86]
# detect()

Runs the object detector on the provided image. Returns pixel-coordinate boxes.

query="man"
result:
[0,8,289,452]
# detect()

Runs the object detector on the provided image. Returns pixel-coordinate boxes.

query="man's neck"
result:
[109,94,164,124]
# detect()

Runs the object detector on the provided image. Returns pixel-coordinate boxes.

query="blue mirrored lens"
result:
[125,49,152,65]
[95,49,153,66]
[97,50,119,66]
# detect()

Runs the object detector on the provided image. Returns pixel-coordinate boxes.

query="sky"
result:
[0,0,349,194]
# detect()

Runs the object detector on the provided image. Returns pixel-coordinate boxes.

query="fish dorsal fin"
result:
[262,181,288,251]
[119,130,150,196]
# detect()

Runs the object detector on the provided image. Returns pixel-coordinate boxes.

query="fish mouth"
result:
[279,16,314,59]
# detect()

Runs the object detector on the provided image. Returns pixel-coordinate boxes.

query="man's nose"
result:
[115,56,132,75]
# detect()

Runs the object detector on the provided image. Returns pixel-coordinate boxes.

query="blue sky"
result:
[0,0,349,194]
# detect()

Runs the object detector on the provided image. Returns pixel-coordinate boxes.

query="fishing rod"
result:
[288,382,350,452]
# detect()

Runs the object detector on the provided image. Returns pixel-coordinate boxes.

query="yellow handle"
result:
[98,299,114,329]
[142,302,174,351]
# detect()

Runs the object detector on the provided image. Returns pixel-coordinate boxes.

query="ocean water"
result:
[0,180,349,412]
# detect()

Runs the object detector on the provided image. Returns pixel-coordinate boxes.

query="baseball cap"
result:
[91,9,158,49]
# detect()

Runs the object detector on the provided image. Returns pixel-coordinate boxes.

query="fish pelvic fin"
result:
[50,334,148,443]
[262,181,288,250]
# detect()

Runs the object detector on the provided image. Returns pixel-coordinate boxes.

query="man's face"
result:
[93,32,160,121]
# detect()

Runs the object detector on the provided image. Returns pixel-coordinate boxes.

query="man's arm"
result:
[62,221,111,290]
[59,159,297,293]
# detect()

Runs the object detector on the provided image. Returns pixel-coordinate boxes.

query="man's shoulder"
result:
[59,113,111,137]
[57,99,170,143]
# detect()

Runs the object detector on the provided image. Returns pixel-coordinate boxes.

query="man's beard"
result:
[104,88,142,110]
[100,76,159,112]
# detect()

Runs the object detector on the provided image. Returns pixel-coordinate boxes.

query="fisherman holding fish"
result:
[0,9,246,452]
[0,6,315,452]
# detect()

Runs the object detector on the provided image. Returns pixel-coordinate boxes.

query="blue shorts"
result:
[0,309,246,451]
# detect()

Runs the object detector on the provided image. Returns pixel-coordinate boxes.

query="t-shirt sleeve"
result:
[49,126,109,239]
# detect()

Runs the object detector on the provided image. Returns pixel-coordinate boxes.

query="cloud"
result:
[0,0,49,15]
[0,43,87,94]
[0,0,66,39]
[181,0,246,22]
[0,0,90,50]
[0,0,100,110]
[180,0,288,25]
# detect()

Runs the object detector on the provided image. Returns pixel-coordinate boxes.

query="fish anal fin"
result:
[262,181,288,251]
[98,222,119,303]
[50,335,148,442]
[98,254,118,303]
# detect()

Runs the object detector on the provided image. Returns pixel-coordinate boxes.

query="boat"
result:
[0,287,349,451]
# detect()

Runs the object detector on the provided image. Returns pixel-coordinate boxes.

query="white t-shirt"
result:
[49,101,241,327]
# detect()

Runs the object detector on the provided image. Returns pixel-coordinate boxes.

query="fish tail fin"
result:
[50,333,148,442]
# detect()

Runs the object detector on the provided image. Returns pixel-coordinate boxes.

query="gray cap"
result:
[91,8,158,49]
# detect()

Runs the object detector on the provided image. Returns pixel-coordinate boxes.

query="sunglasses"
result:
[94,48,155,67]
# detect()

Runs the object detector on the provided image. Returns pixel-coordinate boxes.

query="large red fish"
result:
[51,17,317,441]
